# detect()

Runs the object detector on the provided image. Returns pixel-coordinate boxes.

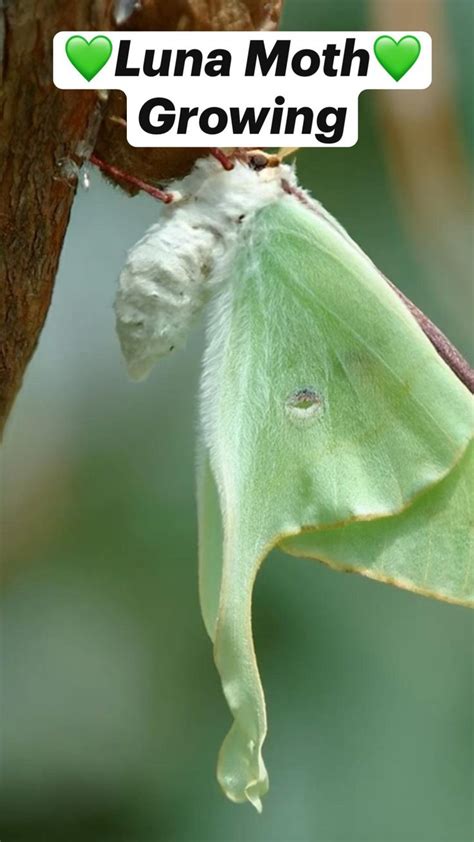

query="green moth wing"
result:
[198,194,473,809]
[282,439,473,605]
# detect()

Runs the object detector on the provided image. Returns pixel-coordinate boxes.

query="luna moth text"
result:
[116,38,367,143]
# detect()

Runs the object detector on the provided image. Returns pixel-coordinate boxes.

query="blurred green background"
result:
[2,1,473,840]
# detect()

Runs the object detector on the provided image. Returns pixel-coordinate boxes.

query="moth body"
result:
[115,157,297,380]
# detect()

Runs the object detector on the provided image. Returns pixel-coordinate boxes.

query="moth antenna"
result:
[241,147,300,170]
[89,154,174,204]
[277,147,300,161]
[208,148,235,170]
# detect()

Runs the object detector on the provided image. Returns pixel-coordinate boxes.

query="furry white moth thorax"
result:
[115,156,298,380]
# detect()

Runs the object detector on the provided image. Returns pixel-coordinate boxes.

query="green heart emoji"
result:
[65,35,113,82]
[373,35,421,82]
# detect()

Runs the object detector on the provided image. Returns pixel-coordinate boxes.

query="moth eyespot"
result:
[237,214,246,223]
[285,387,324,425]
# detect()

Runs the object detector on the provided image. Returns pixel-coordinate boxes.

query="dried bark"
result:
[0,0,283,436]
[93,0,283,186]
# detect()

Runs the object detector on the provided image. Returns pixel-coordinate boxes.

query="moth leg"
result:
[89,153,174,203]
[208,148,235,171]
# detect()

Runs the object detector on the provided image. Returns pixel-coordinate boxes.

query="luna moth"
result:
[114,149,473,811]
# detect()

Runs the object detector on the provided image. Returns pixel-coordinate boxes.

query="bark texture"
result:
[0,1,115,434]
[0,0,283,436]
